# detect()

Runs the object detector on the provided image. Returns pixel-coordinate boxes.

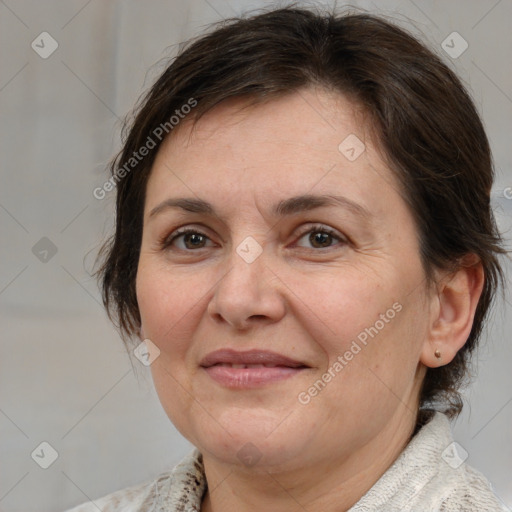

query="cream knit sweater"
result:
[65,412,509,511]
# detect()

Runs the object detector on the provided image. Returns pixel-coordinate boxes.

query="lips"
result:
[200,349,308,368]
[200,349,309,389]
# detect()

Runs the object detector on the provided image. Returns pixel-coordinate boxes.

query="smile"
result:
[200,349,310,388]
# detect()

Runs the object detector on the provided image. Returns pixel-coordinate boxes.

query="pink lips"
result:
[200,349,309,389]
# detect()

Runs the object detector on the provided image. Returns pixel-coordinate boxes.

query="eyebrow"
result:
[148,194,371,221]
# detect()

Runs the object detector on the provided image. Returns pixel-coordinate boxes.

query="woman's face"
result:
[136,88,433,472]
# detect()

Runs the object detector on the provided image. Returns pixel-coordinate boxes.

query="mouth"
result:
[200,349,310,389]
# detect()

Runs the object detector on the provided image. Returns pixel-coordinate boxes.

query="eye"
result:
[161,228,214,251]
[294,224,347,250]
[160,224,347,252]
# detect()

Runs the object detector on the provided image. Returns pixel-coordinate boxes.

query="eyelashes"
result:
[159,224,348,253]
[161,228,213,250]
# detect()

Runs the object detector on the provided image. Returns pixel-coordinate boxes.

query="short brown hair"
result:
[95,5,507,422]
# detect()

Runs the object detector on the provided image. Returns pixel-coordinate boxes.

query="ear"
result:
[139,325,146,340]
[420,255,484,368]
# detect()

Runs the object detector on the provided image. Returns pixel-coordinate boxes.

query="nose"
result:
[207,240,286,331]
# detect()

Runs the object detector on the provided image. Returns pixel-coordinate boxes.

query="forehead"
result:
[144,88,403,224]
[169,89,368,156]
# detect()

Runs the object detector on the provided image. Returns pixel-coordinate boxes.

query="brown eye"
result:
[162,229,213,250]
[181,232,208,249]
[308,231,334,248]
[295,225,346,250]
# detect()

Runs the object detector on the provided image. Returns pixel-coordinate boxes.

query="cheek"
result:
[298,265,425,397]
[136,262,207,433]
[285,265,400,356]
[136,261,204,348]
[301,303,425,439]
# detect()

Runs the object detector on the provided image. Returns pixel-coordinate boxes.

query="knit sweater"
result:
[65,412,509,511]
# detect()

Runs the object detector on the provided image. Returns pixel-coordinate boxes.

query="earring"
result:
[434,349,441,359]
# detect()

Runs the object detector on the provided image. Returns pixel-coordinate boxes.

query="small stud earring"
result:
[434,349,441,359]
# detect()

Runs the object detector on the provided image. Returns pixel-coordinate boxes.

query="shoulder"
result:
[415,414,508,511]
[350,412,509,511]
[64,472,173,512]
[64,448,206,512]
[430,457,509,511]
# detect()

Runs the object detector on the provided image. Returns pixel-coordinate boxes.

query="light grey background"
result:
[0,1,511,511]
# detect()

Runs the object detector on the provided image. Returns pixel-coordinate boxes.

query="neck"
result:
[200,408,418,512]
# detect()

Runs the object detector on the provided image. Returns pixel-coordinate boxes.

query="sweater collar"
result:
[156,412,451,511]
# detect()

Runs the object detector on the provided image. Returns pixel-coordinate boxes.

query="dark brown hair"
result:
[95,5,507,421]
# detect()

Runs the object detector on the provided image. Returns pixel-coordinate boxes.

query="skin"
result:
[136,87,484,512]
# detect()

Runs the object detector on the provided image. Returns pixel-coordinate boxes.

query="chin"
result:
[185,406,311,470]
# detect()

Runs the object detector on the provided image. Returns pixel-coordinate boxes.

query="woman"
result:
[67,5,508,511]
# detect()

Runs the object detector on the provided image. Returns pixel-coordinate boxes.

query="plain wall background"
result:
[0,1,511,510]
